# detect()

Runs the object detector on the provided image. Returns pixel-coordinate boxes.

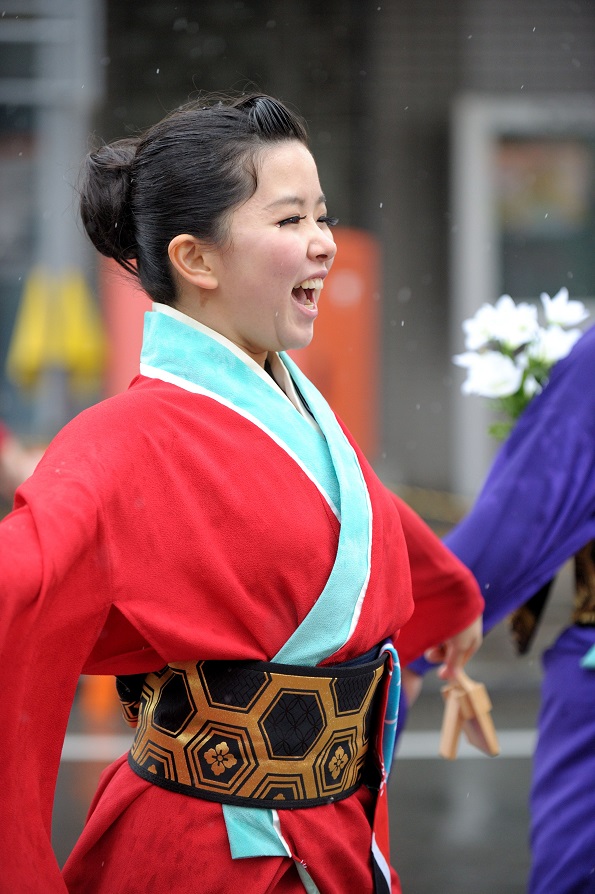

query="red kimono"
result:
[0,311,481,894]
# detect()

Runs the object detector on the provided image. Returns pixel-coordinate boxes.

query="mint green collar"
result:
[141,309,341,516]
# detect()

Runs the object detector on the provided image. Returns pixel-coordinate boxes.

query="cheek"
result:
[271,242,303,281]
[234,233,303,287]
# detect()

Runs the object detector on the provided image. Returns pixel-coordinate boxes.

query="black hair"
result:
[79,94,309,304]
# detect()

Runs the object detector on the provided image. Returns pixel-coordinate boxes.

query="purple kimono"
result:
[444,324,595,893]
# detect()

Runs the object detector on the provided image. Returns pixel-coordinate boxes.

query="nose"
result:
[308,225,337,262]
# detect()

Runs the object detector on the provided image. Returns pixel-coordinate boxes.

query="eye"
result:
[277,215,306,227]
[318,215,339,227]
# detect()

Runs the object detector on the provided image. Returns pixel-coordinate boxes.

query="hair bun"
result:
[79,138,139,269]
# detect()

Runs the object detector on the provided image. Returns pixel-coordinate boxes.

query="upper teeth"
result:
[297,278,323,290]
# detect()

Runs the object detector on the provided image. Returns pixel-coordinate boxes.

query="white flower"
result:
[454,288,589,438]
[462,294,540,351]
[522,375,542,399]
[453,350,523,398]
[540,287,589,328]
[462,303,502,350]
[452,351,479,370]
[527,325,583,365]
[490,294,540,350]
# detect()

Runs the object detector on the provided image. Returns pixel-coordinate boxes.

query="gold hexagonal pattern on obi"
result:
[128,654,387,809]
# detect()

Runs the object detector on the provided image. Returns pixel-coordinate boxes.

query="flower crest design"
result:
[328,745,348,779]
[454,288,589,439]
[204,741,237,776]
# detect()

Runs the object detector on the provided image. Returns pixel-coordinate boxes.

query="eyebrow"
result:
[264,193,327,211]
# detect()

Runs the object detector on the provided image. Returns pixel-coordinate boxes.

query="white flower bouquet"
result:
[453,288,590,439]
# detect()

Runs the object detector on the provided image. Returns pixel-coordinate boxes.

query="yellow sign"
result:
[7,266,106,390]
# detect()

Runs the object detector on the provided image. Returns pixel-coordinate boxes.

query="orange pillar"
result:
[290,227,380,459]
[100,258,151,397]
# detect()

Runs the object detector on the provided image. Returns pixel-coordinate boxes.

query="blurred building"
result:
[0,0,105,442]
[1,0,594,496]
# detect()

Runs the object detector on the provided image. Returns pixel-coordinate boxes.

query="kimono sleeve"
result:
[0,463,114,892]
[389,493,484,666]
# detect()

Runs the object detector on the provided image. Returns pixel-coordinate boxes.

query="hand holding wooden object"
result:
[439,669,500,760]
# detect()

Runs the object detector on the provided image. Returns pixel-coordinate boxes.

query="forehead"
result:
[251,142,323,205]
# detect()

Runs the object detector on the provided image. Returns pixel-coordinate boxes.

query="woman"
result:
[0,94,483,894]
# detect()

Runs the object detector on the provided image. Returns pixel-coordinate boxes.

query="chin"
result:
[285,328,315,353]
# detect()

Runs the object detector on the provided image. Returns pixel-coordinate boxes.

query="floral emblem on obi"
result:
[204,741,237,776]
[328,745,348,779]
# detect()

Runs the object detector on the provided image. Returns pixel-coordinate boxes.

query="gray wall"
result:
[368,0,595,491]
[101,0,595,493]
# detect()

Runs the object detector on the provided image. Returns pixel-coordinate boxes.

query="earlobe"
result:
[168,234,218,290]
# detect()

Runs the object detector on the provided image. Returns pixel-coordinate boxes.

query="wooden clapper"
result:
[439,669,500,760]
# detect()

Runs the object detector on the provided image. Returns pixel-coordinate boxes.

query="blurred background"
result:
[1,1,594,891]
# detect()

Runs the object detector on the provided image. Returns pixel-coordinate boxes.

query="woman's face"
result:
[200,141,337,366]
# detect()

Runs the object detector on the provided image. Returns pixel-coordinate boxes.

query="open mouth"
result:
[292,277,324,308]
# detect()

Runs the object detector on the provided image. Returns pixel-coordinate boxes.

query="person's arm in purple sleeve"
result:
[406,325,595,689]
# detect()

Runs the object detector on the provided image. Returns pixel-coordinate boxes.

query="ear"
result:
[167,234,218,290]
